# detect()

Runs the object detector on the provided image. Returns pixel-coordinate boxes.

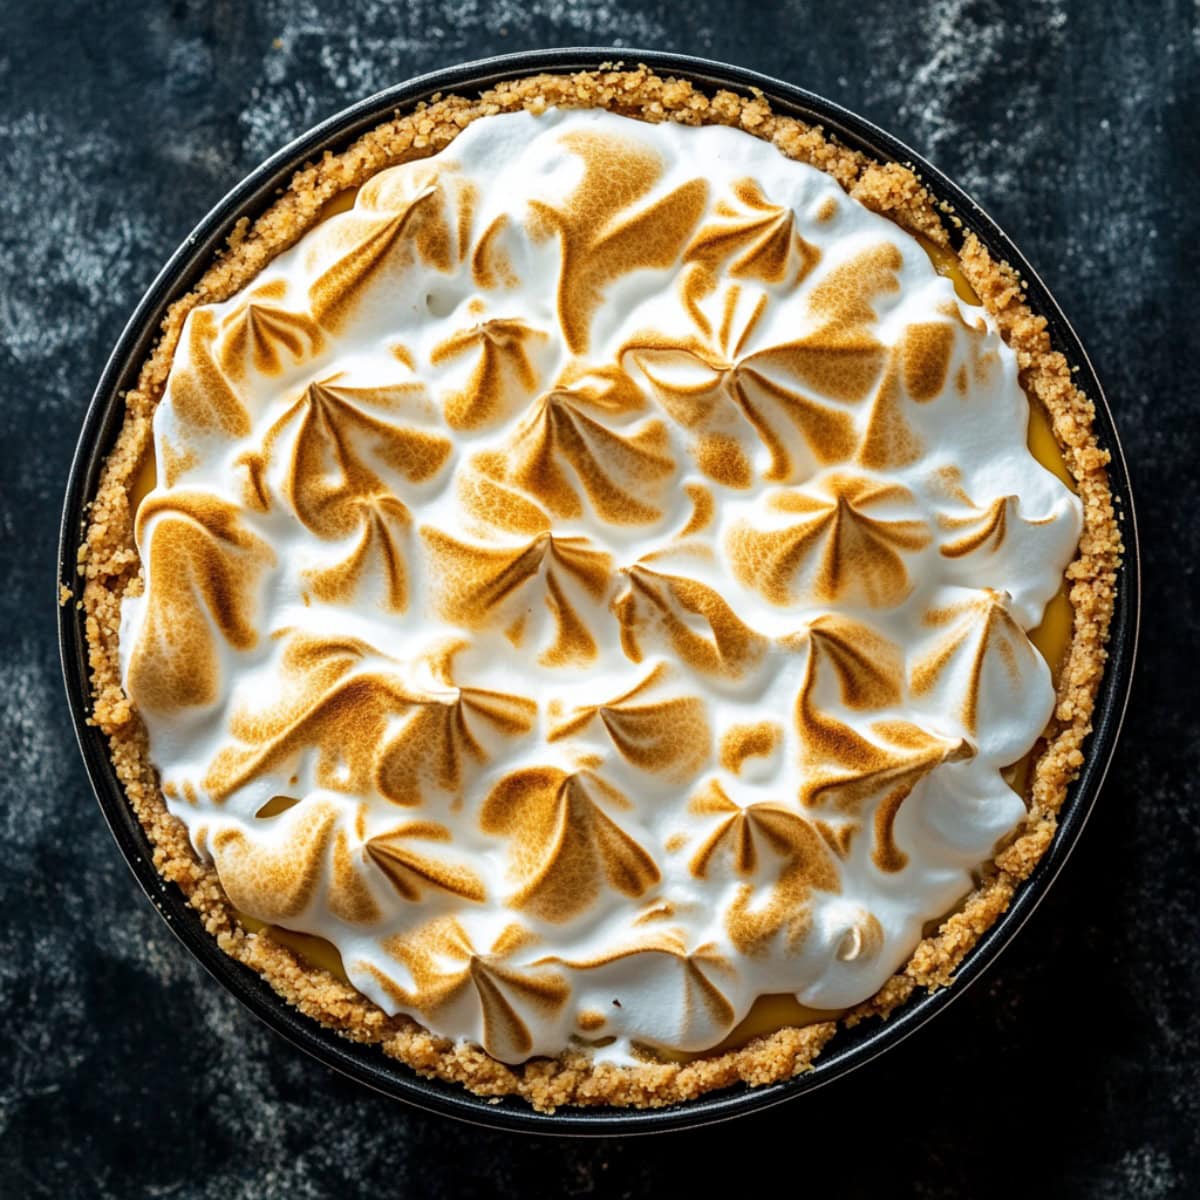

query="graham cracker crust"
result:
[75,65,1122,1112]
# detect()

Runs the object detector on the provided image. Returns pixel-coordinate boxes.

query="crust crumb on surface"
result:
[79,66,1120,1112]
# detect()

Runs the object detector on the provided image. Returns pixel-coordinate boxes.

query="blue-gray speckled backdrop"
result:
[2,1,1196,1196]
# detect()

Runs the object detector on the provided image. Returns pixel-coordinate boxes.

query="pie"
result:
[75,66,1121,1111]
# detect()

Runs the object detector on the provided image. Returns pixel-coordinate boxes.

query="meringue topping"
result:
[120,108,1083,1062]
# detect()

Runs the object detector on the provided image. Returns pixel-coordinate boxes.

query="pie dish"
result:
[61,52,1135,1127]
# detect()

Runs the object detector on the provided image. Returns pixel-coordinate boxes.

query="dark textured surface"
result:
[1,1,1196,1195]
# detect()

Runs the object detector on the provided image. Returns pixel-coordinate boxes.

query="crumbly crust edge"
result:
[75,65,1122,1113]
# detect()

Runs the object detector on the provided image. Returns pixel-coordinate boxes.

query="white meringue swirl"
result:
[119,108,1082,1062]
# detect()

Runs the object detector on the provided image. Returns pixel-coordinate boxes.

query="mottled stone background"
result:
[2,0,1196,1195]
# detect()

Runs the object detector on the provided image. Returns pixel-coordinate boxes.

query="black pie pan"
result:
[57,47,1140,1136]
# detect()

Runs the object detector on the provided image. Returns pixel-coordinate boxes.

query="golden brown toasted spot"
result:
[680,483,715,537]
[694,433,753,488]
[901,322,955,402]
[455,469,552,536]
[431,317,548,430]
[268,376,450,538]
[481,766,659,923]
[577,1010,607,1032]
[548,663,712,781]
[168,308,251,438]
[160,438,197,490]
[814,196,839,223]
[366,820,486,902]
[421,528,612,667]
[329,828,382,923]
[472,213,519,289]
[734,347,862,476]
[729,473,930,607]
[857,351,923,470]
[613,563,768,679]
[719,722,782,775]
[475,366,676,525]
[127,493,274,713]
[911,589,1037,733]
[788,614,903,710]
[810,242,902,326]
[528,130,708,353]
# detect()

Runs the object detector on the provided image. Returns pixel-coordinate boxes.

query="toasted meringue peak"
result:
[613,562,769,679]
[784,614,904,711]
[621,284,859,487]
[122,108,1083,1061]
[939,493,1024,558]
[730,473,931,607]
[481,765,660,923]
[376,918,568,1063]
[422,527,612,666]
[911,589,1052,760]
[684,177,822,293]
[470,366,675,525]
[797,702,973,873]
[127,492,274,713]
[167,308,252,439]
[528,129,708,354]
[688,780,837,885]
[309,165,476,330]
[548,662,712,780]
[431,317,550,430]
[264,376,452,535]
[218,283,325,381]
[365,820,486,903]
